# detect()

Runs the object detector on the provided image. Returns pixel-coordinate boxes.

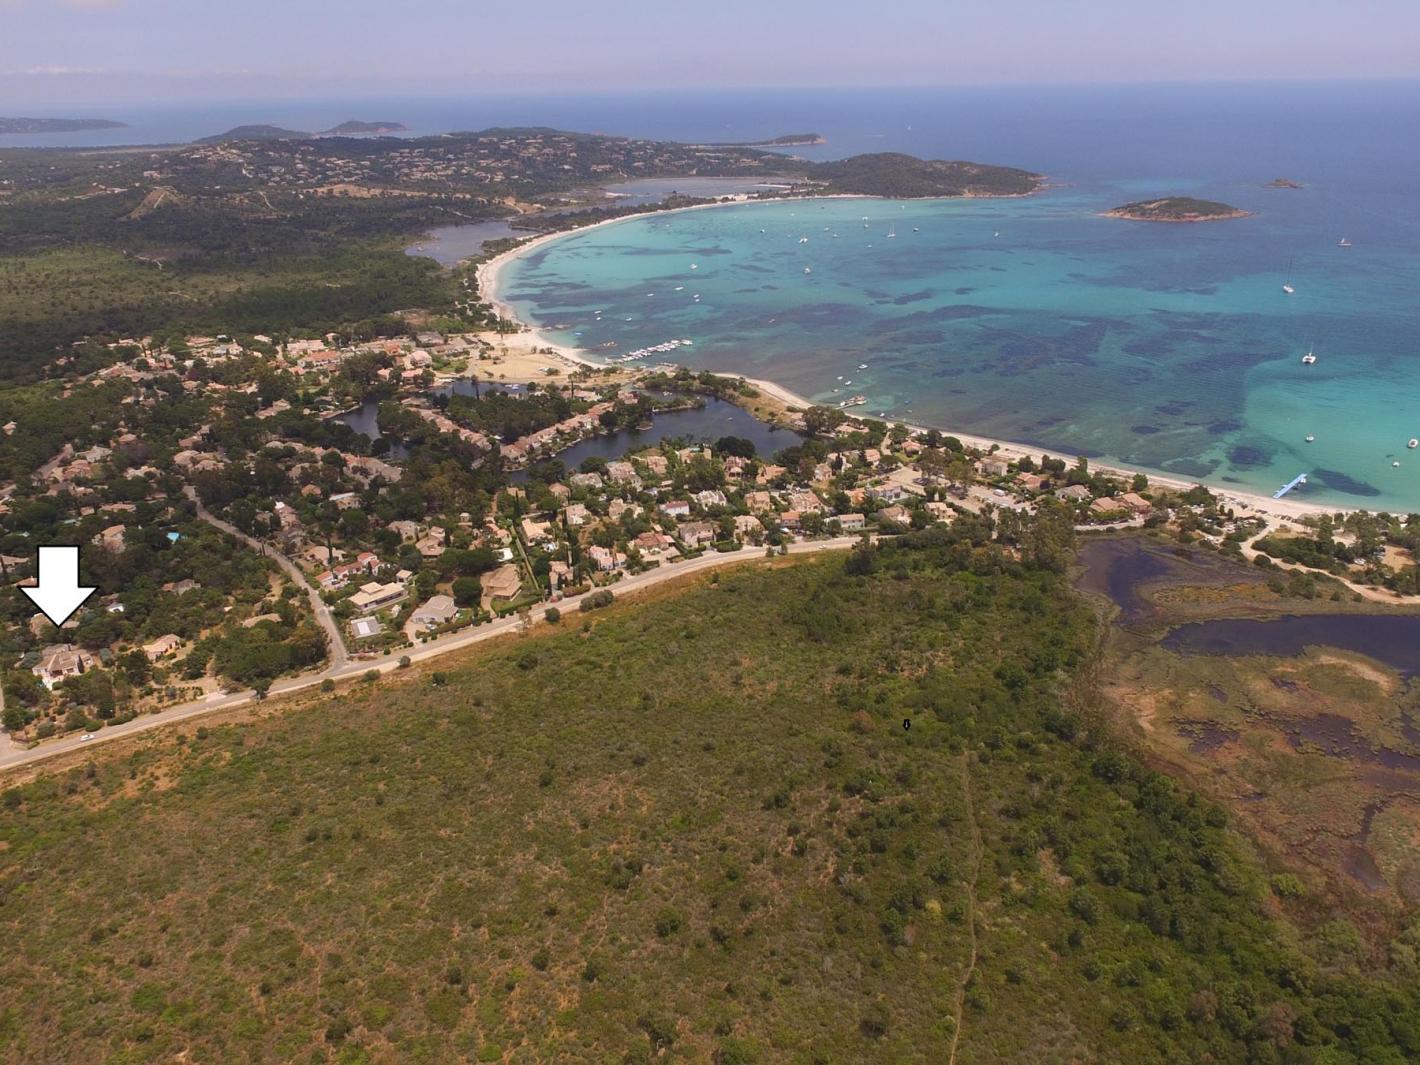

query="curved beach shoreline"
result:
[474,200,1355,526]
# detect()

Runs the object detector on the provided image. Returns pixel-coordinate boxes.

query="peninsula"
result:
[806,152,1044,198]
[0,116,126,134]
[1105,196,1250,222]
[320,120,409,136]
[198,124,310,143]
[701,132,827,147]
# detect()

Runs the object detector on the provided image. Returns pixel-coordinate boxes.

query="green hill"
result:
[0,532,1415,1061]
[807,152,1043,198]
[197,124,310,144]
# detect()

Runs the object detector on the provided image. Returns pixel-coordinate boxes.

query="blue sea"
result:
[11,83,1420,508]
[487,83,1420,510]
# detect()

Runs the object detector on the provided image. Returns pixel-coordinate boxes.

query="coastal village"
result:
[3,310,1419,752]
[10,8,1420,1053]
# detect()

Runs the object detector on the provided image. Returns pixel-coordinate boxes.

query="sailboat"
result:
[1338,237,1353,248]
[1282,257,1295,295]
[1301,349,1317,365]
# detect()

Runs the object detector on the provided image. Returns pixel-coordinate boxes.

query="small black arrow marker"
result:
[20,546,97,628]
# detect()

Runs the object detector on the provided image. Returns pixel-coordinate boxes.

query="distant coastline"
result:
[198,120,408,143]
[695,133,827,148]
[320,120,409,136]
[0,117,126,135]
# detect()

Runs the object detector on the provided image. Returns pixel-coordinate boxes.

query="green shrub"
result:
[860,1001,890,1038]
[579,589,615,613]
[1270,873,1306,899]
[714,1037,761,1064]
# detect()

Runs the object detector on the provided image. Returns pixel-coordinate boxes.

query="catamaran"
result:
[1282,257,1295,295]
[1338,237,1353,248]
[1301,350,1317,364]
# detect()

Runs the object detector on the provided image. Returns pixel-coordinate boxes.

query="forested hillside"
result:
[1,528,1414,1062]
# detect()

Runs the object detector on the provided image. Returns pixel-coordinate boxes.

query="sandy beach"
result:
[472,201,1354,528]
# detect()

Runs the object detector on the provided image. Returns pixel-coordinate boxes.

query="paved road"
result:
[184,488,349,669]
[0,538,860,775]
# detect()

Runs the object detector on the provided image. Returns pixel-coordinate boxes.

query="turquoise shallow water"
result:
[498,186,1420,511]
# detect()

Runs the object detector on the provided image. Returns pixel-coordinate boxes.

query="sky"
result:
[2,0,1418,106]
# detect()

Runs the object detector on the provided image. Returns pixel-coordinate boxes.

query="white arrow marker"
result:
[21,546,97,628]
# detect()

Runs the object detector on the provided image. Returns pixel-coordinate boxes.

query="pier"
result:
[1274,473,1309,499]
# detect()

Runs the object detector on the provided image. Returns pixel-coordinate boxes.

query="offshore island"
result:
[1104,196,1251,222]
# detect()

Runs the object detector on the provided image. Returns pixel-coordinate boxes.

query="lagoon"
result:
[333,390,798,473]
[406,221,523,267]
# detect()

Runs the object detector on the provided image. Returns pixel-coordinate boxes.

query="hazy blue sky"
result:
[2,0,1417,105]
